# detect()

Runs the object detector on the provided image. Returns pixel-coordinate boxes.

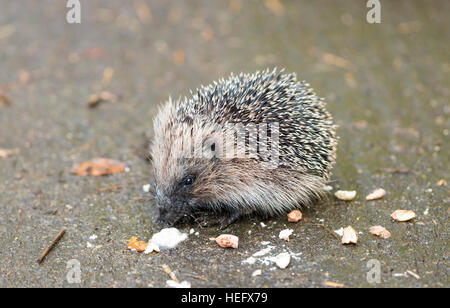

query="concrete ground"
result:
[0,0,448,287]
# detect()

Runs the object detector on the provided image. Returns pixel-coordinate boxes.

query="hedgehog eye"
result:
[183,175,196,186]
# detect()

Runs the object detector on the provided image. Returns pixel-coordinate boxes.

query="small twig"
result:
[37,228,66,264]
[162,264,179,282]
[16,209,22,231]
[312,223,339,240]
[96,184,124,192]
[188,274,208,281]
[67,140,93,155]
[377,168,410,174]
[406,270,420,280]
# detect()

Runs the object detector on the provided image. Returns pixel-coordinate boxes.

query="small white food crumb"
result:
[86,242,94,248]
[189,228,195,235]
[142,184,151,192]
[335,190,357,201]
[260,222,267,228]
[166,280,191,288]
[144,242,160,254]
[275,252,291,269]
[323,185,333,191]
[144,227,188,254]
[253,247,273,257]
[195,232,199,236]
[261,241,271,245]
[279,229,293,241]
[89,234,97,241]
[252,270,262,277]
[242,257,256,265]
[334,228,344,237]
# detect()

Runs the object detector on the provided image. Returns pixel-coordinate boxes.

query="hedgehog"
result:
[150,69,337,228]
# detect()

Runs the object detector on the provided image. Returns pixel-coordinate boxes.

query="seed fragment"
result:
[366,188,386,200]
[369,226,391,239]
[215,234,239,249]
[341,226,358,244]
[391,210,416,222]
[335,190,356,201]
[287,210,302,222]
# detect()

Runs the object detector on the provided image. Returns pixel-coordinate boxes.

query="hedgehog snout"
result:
[155,193,189,227]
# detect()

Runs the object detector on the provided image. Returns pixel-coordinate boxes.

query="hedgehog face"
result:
[153,157,221,226]
[154,169,199,226]
[151,103,222,225]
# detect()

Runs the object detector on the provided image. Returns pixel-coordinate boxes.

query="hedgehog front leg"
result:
[218,212,242,230]
[194,211,242,229]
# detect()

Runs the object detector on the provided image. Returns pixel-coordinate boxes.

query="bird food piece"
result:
[366,188,386,200]
[391,210,416,222]
[275,252,291,269]
[287,210,302,222]
[335,190,356,201]
[341,226,358,244]
[215,234,239,249]
[278,229,293,241]
[0,148,19,158]
[369,226,391,239]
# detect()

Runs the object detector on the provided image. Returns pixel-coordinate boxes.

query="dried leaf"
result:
[0,92,12,106]
[391,210,416,222]
[264,0,284,16]
[366,188,386,200]
[135,1,152,23]
[287,210,302,222]
[126,236,148,252]
[87,91,119,108]
[70,158,127,176]
[173,49,185,65]
[369,225,391,239]
[321,52,351,69]
[341,226,358,244]
[101,67,114,87]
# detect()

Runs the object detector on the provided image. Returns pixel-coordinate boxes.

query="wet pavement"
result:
[0,0,448,287]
